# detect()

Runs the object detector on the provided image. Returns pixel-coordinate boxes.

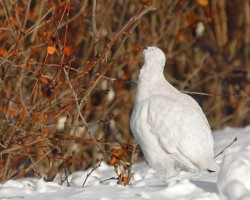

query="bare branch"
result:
[82,160,102,187]
[92,0,99,58]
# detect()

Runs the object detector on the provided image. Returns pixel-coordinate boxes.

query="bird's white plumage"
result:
[130,46,218,178]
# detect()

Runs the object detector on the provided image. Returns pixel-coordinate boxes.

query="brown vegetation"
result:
[0,0,249,184]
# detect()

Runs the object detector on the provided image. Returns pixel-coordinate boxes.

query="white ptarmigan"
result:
[130,46,218,178]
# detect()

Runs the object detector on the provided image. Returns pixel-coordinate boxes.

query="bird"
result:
[130,46,219,178]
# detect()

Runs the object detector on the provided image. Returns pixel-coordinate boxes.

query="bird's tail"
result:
[206,158,219,172]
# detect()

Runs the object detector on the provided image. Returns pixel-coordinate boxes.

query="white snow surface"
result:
[130,47,218,178]
[0,126,250,200]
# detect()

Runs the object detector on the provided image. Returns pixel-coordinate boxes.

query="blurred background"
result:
[0,0,249,182]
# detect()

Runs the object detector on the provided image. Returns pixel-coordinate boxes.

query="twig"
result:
[127,143,138,184]
[100,177,118,183]
[63,0,70,48]
[22,0,31,30]
[214,137,237,158]
[63,68,88,128]
[0,0,16,39]
[64,167,70,187]
[81,5,155,75]
[82,160,102,187]
[181,91,249,99]
[102,76,137,85]
[79,47,142,100]
[112,20,141,58]
[59,0,88,29]
[22,149,52,177]
[244,0,250,64]
[30,0,47,43]
[63,67,104,156]
[92,0,99,58]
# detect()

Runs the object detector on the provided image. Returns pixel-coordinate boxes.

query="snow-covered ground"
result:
[1,126,250,200]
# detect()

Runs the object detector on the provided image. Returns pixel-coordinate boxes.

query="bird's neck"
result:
[136,68,175,102]
[138,71,165,86]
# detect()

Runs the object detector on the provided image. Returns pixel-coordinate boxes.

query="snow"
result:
[215,127,250,200]
[0,126,250,200]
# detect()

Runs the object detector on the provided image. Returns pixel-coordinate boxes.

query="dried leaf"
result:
[111,148,128,159]
[20,112,26,125]
[26,61,32,69]
[122,175,128,186]
[39,114,48,123]
[110,156,117,165]
[39,76,49,84]
[42,31,51,40]
[16,7,26,13]
[62,46,72,56]
[47,46,56,55]
[141,0,153,6]
[0,48,8,57]
[47,1,55,9]
[9,17,20,28]
[175,33,184,43]
[196,0,208,6]
[1,107,7,114]
[10,108,18,116]
[43,129,50,137]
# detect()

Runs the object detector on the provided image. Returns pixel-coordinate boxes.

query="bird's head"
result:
[142,47,166,71]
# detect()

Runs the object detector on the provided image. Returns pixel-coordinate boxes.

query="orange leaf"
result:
[62,46,72,56]
[39,114,47,123]
[141,0,153,6]
[175,33,184,43]
[196,0,208,6]
[47,46,56,55]
[110,156,117,165]
[122,175,128,186]
[9,17,19,28]
[47,1,55,9]
[42,31,51,40]
[43,129,50,137]
[1,107,7,114]
[39,76,49,84]
[16,7,26,13]
[0,48,8,57]
[111,148,128,159]
[26,61,32,69]
[20,112,26,125]
[10,108,18,116]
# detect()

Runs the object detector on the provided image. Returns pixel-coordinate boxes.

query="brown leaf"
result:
[62,46,72,56]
